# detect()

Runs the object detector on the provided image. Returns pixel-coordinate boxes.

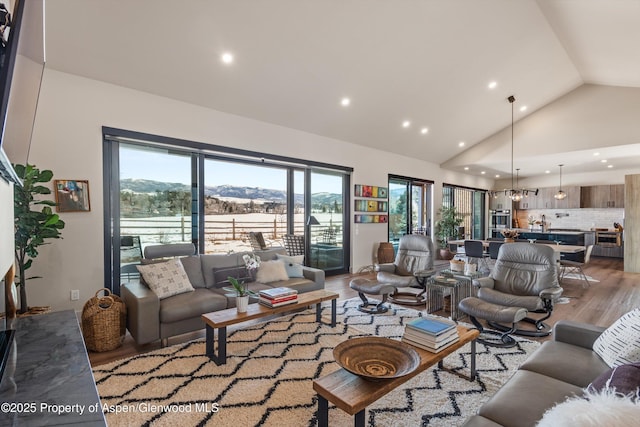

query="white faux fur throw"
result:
[537,388,640,427]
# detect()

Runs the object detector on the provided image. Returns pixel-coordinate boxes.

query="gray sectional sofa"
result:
[463,320,610,427]
[121,246,325,346]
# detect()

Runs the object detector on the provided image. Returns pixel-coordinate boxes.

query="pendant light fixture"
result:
[511,168,522,202]
[554,164,567,200]
[505,95,537,201]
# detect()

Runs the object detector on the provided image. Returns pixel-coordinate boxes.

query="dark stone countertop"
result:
[511,229,587,235]
[0,310,106,426]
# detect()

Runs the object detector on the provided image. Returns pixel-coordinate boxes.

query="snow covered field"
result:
[120,212,343,254]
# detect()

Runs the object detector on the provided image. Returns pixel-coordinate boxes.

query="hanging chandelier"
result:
[504,95,538,201]
[554,164,567,200]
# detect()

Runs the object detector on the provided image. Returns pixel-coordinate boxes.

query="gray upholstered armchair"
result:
[459,243,563,347]
[376,234,436,305]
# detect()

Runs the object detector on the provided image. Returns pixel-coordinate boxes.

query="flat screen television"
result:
[0,0,45,381]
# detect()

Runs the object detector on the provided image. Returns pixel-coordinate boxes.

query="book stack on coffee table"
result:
[258,287,298,308]
[401,315,459,353]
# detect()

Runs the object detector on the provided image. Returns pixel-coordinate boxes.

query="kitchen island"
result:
[489,229,587,261]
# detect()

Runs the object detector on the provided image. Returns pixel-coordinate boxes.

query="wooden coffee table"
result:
[313,326,479,427]
[201,289,339,365]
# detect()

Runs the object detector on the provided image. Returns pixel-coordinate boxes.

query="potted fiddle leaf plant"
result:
[13,164,65,314]
[435,206,463,260]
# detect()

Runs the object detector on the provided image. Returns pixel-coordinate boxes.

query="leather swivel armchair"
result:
[459,243,563,347]
[376,234,436,305]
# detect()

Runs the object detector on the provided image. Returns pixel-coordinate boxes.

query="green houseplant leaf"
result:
[435,206,464,249]
[223,276,257,297]
[13,163,65,314]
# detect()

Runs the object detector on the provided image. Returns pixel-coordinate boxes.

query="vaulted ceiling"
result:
[44,0,640,179]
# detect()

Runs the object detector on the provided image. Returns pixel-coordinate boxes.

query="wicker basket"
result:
[81,288,126,352]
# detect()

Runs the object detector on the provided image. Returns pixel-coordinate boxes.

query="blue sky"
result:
[119,145,341,193]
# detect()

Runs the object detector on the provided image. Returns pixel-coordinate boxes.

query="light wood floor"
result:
[89,257,638,367]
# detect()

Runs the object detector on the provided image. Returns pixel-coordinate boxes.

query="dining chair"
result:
[488,241,503,260]
[464,240,489,271]
[559,245,594,288]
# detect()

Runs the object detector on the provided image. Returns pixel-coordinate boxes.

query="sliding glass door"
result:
[203,159,288,253]
[104,129,352,292]
[442,185,487,240]
[388,176,433,244]
[118,143,193,282]
[308,170,348,273]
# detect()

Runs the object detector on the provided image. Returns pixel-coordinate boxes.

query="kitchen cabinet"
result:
[580,184,624,208]
[489,192,512,210]
[550,185,581,209]
[588,229,624,258]
[584,231,596,247]
[514,186,580,210]
[593,243,624,258]
[514,193,538,209]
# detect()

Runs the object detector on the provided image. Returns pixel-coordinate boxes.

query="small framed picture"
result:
[54,180,91,212]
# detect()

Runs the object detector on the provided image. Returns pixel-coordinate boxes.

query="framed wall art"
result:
[354,184,388,199]
[354,214,388,223]
[354,183,388,224]
[54,180,91,212]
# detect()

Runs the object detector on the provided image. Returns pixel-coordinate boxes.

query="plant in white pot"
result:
[223,253,260,313]
[226,276,257,313]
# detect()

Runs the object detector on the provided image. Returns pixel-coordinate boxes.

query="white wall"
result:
[0,179,13,276]
[26,69,494,311]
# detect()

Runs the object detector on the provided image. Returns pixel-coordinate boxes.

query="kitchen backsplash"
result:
[515,208,624,231]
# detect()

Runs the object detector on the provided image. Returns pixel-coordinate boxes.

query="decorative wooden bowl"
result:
[333,337,420,381]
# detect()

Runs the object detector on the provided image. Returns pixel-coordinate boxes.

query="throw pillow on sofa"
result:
[256,260,289,283]
[212,265,252,288]
[276,253,304,278]
[588,362,640,397]
[136,258,195,299]
[593,308,640,368]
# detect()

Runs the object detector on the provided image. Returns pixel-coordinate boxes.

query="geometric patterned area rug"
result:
[93,298,539,427]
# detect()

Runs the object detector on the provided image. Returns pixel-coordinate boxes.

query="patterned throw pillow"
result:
[136,258,195,299]
[593,308,640,368]
[276,253,304,278]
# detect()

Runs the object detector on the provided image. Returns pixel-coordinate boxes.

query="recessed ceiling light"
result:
[481,171,486,175]
[464,166,469,171]
[608,164,613,168]
[221,52,234,64]
[341,97,351,106]
[520,106,527,112]
[495,174,500,178]
[593,152,600,156]
[545,170,551,174]
[601,159,608,163]
[488,81,497,89]
[458,141,465,147]
[402,120,411,128]
[420,127,428,134]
